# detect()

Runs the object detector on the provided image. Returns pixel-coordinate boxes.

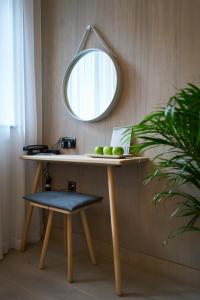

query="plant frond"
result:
[126,83,200,241]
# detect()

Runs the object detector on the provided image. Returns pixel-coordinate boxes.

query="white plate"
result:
[84,153,133,159]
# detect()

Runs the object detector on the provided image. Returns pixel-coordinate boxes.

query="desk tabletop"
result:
[20,154,148,167]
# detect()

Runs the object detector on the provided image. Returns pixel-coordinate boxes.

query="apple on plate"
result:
[103,146,113,155]
[94,146,103,155]
[112,146,124,156]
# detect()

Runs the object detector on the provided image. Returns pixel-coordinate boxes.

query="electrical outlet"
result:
[68,181,76,192]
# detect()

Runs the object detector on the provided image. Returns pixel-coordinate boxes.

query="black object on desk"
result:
[23,145,60,155]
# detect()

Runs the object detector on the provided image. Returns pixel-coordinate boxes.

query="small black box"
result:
[60,137,76,149]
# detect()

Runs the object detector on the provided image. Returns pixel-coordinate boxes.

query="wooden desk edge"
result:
[19,155,148,166]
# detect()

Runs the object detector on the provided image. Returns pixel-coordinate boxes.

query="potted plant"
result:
[125,83,200,241]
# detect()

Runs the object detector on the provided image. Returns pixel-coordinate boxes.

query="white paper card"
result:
[110,126,132,154]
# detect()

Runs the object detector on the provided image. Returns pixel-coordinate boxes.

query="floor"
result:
[0,240,200,300]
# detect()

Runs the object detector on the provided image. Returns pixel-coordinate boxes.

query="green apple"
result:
[103,146,113,155]
[112,147,124,156]
[94,146,103,155]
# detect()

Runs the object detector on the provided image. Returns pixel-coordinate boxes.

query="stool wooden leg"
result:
[64,215,67,255]
[39,210,54,270]
[20,204,34,251]
[80,210,96,265]
[67,214,73,283]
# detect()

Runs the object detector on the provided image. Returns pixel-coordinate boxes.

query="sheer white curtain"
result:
[0,0,42,259]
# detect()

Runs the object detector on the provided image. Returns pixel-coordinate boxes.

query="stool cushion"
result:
[23,191,102,211]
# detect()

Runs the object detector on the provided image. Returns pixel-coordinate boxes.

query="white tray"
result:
[84,153,133,159]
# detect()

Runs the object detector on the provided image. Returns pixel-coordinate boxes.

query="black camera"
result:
[59,137,76,149]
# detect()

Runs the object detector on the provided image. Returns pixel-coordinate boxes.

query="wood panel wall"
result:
[41,0,200,271]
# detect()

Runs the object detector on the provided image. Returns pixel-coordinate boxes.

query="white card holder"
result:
[110,126,132,154]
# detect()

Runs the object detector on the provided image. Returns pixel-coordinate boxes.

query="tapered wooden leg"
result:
[20,204,34,251]
[80,210,96,265]
[31,162,42,194]
[107,166,122,296]
[20,162,42,251]
[67,215,73,283]
[64,215,67,255]
[39,210,54,269]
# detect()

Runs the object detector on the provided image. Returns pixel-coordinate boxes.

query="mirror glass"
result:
[63,49,120,122]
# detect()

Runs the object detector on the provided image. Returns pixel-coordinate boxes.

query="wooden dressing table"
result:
[20,154,148,296]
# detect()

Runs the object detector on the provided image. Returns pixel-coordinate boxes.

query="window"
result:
[0,0,15,126]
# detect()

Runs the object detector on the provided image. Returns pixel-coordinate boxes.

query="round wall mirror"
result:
[62,49,121,122]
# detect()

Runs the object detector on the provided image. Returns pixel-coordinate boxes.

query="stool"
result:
[21,191,102,282]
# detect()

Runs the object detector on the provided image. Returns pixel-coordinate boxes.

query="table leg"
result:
[31,162,42,194]
[20,161,42,251]
[107,166,122,296]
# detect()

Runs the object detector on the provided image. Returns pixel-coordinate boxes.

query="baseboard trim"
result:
[51,227,200,289]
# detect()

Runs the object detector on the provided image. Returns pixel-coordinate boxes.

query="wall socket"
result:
[68,181,76,192]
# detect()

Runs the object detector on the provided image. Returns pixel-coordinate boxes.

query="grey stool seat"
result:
[23,191,102,211]
[21,190,103,283]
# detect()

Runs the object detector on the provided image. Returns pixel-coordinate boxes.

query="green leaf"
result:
[123,83,200,241]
